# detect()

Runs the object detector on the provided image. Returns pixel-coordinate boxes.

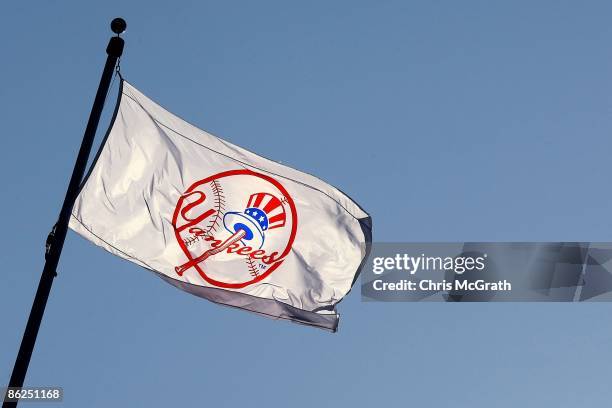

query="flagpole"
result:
[3,18,127,408]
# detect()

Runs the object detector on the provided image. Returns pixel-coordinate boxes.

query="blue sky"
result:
[2,1,612,407]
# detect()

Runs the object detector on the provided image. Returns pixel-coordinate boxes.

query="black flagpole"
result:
[3,18,127,408]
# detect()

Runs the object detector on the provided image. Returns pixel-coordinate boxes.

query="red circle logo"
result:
[172,169,298,289]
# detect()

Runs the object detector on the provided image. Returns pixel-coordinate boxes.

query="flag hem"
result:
[156,272,340,332]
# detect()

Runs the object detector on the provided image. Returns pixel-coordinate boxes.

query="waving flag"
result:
[69,79,371,331]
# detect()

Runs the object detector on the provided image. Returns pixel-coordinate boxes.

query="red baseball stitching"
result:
[182,180,225,247]
[206,179,225,233]
[245,256,260,277]
[184,235,201,247]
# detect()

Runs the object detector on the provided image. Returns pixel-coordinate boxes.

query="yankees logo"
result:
[172,169,298,289]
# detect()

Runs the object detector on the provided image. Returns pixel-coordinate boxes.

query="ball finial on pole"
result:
[111,18,127,35]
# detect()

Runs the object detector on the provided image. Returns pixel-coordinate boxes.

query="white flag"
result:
[70,79,371,331]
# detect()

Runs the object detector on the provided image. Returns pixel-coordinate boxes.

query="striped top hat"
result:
[223,192,286,249]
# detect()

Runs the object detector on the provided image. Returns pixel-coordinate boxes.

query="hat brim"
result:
[223,212,265,249]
